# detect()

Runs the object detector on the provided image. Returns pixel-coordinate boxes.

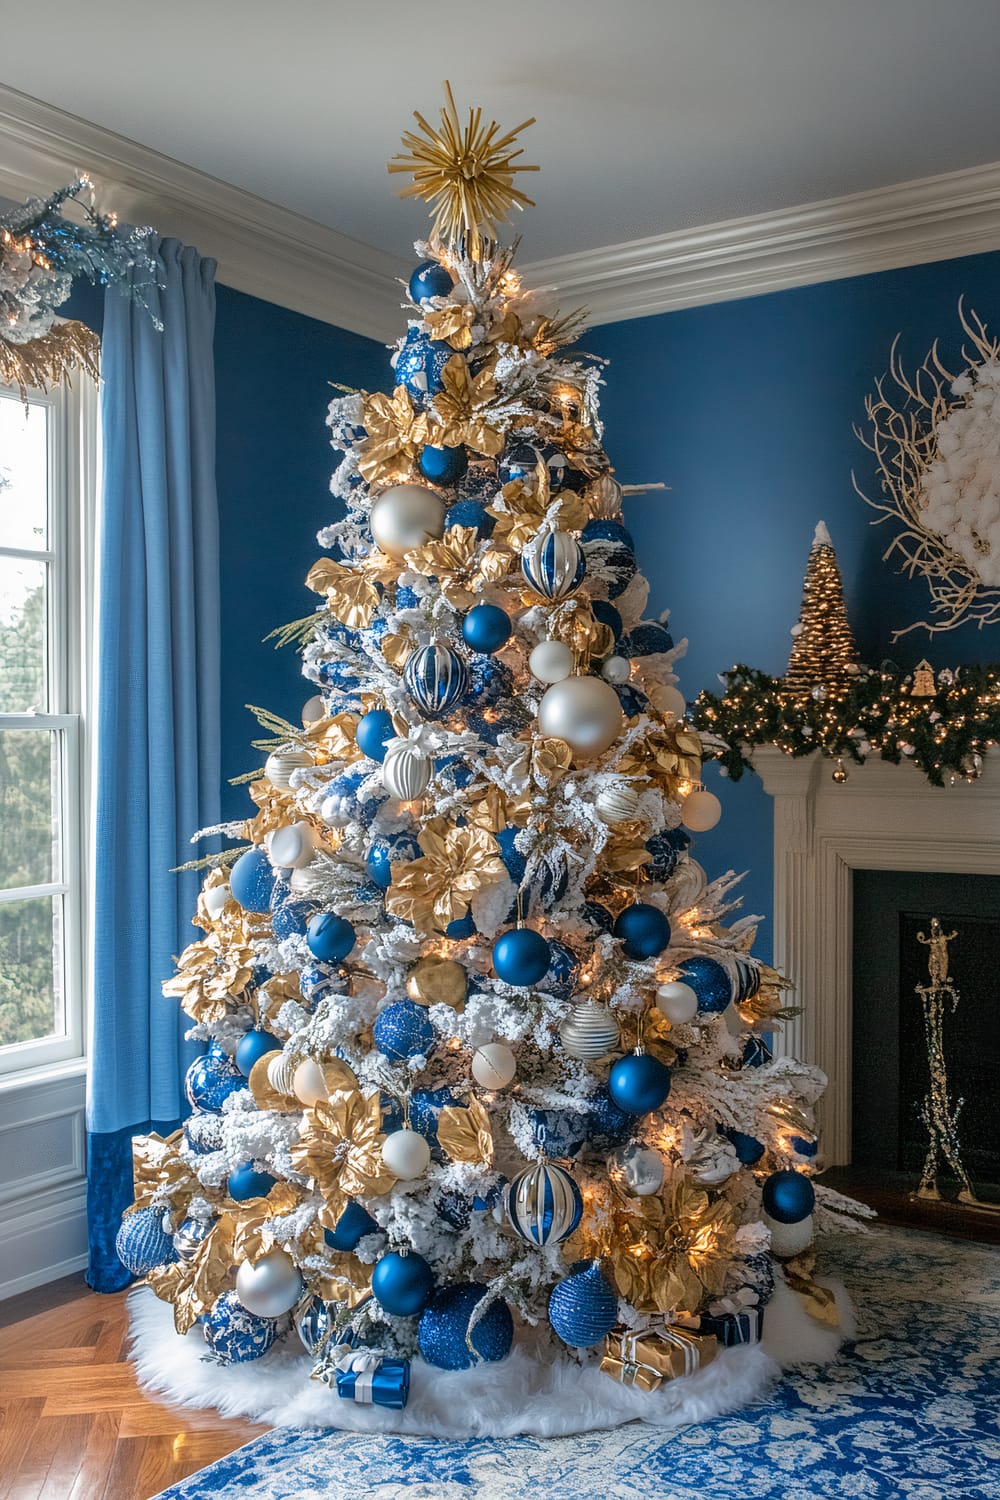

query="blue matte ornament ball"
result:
[591,598,623,641]
[204,1290,276,1365]
[372,1000,435,1061]
[445,499,495,537]
[306,912,356,964]
[462,603,512,654]
[492,928,551,987]
[229,846,276,913]
[613,902,672,960]
[365,830,420,891]
[496,824,526,884]
[548,1260,618,1348]
[408,259,453,303]
[371,1250,435,1316]
[677,955,733,1014]
[356,709,395,763]
[185,1044,245,1113]
[235,1028,282,1077]
[419,443,468,486]
[418,1283,514,1370]
[115,1207,178,1277]
[722,1126,766,1165]
[228,1163,277,1202]
[762,1169,816,1224]
[325,1199,379,1252]
[608,1051,672,1115]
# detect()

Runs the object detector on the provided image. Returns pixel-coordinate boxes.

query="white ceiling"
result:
[3,0,1000,264]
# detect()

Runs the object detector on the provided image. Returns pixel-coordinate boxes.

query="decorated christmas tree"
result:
[120,87,867,1434]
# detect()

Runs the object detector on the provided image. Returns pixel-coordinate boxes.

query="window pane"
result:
[0,393,48,551]
[0,555,47,711]
[0,894,64,1048]
[0,727,59,888]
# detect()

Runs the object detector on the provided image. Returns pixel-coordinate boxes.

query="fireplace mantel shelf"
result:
[751,746,1000,1163]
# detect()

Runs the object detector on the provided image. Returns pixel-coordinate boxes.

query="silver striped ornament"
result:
[504,1158,582,1247]
[558,999,621,1061]
[520,528,585,600]
[403,642,468,717]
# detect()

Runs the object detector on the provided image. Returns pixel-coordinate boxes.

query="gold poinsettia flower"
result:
[403,524,512,610]
[487,459,590,551]
[507,733,574,792]
[291,1091,396,1220]
[306,557,381,630]
[423,301,475,350]
[427,355,504,457]
[301,710,363,765]
[609,1173,739,1316]
[162,932,256,1024]
[618,725,703,791]
[385,817,506,933]
[437,1098,494,1166]
[358,386,428,485]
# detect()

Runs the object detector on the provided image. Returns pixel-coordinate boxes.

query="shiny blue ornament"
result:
[325,1199,379,1252]
[591,598,623,641]
[505,1158,582,1246]
[418,1283,513,1370]
[723,1127,766,1165]
[645,828,691,880]
[204,1289,276,1365]
[408,259,453,303]
[235,1028,281,1077]
[608,1051,672,1115]
[115,1207,177,1277]
[582,900,615,935]
[404,642,468,717]
[541,939,580,999]
[419,443,468,486]
[529,1107,587,1157]
[625,620,674,656]
[613,902,671,960]
[445,499,495,537]
[185,1044,244,1113]
[295,1296,335,1355]
[677,955,732,1014]
[498,441,584,494]
[462,603,511,654]
[548,1260,617,1348]
[229,846,276,913]
[791,1135,819,1159]
[394,326,450,403]
[742,1034,773,1069]
[174,1213,214,1260]
[227,1163,277,1202]
[372,1000,435,1061]
[365,830,420,891]
[520,528,585,599]
[356,708,395,763]
[585,1086,633,1150]
[306,912,356,964]
[492,928,551,987]
[582,518,635,550]
[271,896,315,941]
[372,1250,435,1316]
[762,1169,815,1224]
[446,911,477,939]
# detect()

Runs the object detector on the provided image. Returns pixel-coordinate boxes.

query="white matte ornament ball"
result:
[529,639,574,684]
[764,1210,815,1258]
[600,655,631,684]
[301,694,325,726]
[293,1058,328,1108]
[267,1051,298,1097]
[236,1249,305,1318]
[203,882,230,920]
[681,789,723,832]
[537,676,624,758]
[655,981,699,1024]
[609,1142,665,1196]
[649,684,686,719]
[471,1042,517,1089]
[382,1128,431,1179]
[594,779,640,825]
[269,821,316,870]
[370,484,446,559]
[382,742,432,800]
[265,749,311,789]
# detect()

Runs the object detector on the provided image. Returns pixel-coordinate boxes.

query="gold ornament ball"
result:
[406,956,468,1010]
[265,748,311,789]
[832,762,849,784]
[681,789,722,833]
[370,484,446,559]
[593,778,640,825]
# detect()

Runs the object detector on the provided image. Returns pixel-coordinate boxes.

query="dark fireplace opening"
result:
[852,870,1000,1195]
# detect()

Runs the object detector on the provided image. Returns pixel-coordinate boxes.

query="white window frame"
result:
[0,370,98,1082]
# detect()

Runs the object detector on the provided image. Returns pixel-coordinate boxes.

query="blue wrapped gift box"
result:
[335,1351,410,1409]
[698,1307,764,1347]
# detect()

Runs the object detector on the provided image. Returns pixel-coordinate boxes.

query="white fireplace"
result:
[753,746,1000,1165]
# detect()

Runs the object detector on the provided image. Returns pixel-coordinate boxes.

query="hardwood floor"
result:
[0,1275,266,1500]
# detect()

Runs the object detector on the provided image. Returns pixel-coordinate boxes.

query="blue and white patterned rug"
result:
[154,1227,1000,1500]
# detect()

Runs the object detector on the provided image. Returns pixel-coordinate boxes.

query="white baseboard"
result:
[0,1181,89,1300]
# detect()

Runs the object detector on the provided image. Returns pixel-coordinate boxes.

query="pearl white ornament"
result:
[655,981,699,1024]
[321,792,353,829]
[681,789,723,832]
[293,1058,328,1107]
[558,1000,620,1061]
[764,1210,815,1258]
[529,639,574,684]
[537,676,624,758]
[381,1127,431,1179]
[370,484,445,559]
[265,749,311,789]
[301,694,325,726]
[268,821,316,870]
[600,655,631,684]
[593,778,640,825]
[609,1142,665,1196]
[236,1249,305,1318]
[382,742,432,800]
[471,1041,517,1089]
[267,1051,298,1097]
[203,882,230,920]
[649,684,686,719]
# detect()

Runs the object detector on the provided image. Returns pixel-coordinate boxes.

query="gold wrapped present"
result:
[599,1323,717,1391]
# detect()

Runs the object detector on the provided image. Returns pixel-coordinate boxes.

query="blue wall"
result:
[587,251,1000,960]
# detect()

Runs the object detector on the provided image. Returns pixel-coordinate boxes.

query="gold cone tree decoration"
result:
[783,521,859,697]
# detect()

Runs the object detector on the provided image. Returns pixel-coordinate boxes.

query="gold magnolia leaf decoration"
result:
[130,1130,201,1226]
[358,386,428,485]
[291,1091,396,1220]
[424,301,475,350]
[385,818,506,933]
[162,932,256,1024]
[146,1213,237,1334]
[437,1098,494,1166]
[388,81,538,261]
[0,320,101,404]
[427,355,504,457]
[306,557,381,630]
[609,1174,738,1316]
[302,711,362,765]
[403,524,511,610]
[488,460,590,551]
[231,1182,303,1266]
[243,777,301,846]
[618,726,703,791]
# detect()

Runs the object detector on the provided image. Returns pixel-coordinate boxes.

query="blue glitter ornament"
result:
[419,443,468,486]
[582,518,635,550]
[325,1199,379,1252]
[270,896,315,941]
[677,955,733,1014]
[356,708,395,763]
[585,1086,633,1150]
[204,1289,276,1365]
[548,1260,617,1348]
[183,1111,224,1157]
[645,828,691,880]
[521,528,585,599]
[492,928,551,987]
[434,753,474,788]
[380,1092,405,1135]
[466,700,532,744]
[529,1107,587,1157]
[624,620,674,656]
[318,658,363,694]
[115,1207,177,1277]
[229,846,276,913]
[742,1250,776,1306]
[591,598,623,641]
[505,1158,582,1246]
[608,1051,672,1115]
[762,1169,815,1224]
[464,656,512,708]
[541,939,580,998]
[445,499,495,537]
[722,1126,766,1165]
[408,259,453,303]
[228,1163,277,1202]
[436,1190,473,1230]
[461,603,511,654]
[372,1250,435,1316]
[372,1000,435,1061]
[365,830,420,891]
[306,912,356,964]
[496,824,526,884]
[185,1044,244,1113]
[235,1028,281,1077]
[613,902,671,960]
[418,1282,513,1370]
[410,1086,459,1158]
[404,641,468,717]
[394,326,451,403]
[582,900,615,935]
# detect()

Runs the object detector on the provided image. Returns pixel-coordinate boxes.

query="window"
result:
[0,374,97,1077]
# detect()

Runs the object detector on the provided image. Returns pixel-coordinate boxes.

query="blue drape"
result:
[86,238,220,1292]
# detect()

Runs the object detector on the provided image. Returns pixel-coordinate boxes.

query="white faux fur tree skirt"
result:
[127,1277,855,1440]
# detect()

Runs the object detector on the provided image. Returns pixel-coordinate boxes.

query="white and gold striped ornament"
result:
[382,741,432,800]
[558,999,620,1061]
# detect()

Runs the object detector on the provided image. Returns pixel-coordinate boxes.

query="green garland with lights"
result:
[692,662,1000,788]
